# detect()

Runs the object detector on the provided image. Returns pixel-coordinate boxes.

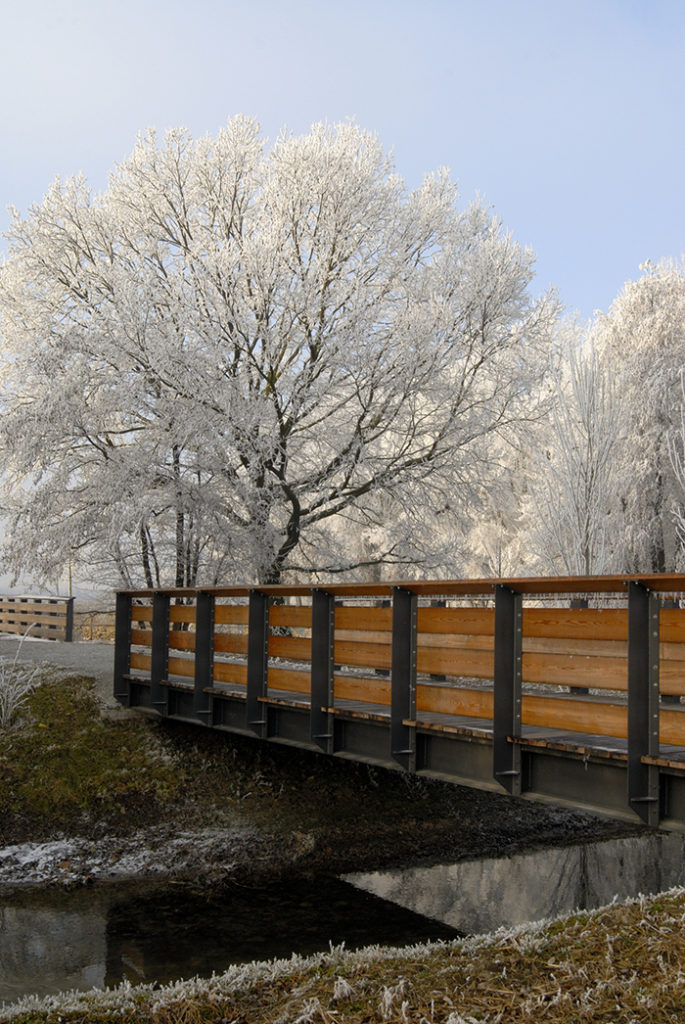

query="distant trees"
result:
[594,259,685,573]
[525,326,621,575]
[0,119,558,588]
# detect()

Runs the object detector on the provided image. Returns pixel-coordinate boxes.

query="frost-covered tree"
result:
[525,325,621,575]
[0,119,558,587]
[594,259,685,572]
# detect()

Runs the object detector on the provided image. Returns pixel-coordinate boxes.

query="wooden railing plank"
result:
[130,651,151,672]
[336,628,393,646]
[213,661,247,686]
[660,642,685,662]
[169,605,197,624]
[269,605,311,628]
[522,652,627,690]
[660,608,685,643]
[417,684,493,718]
[416,648,494,678]
[214,604,250,626]
[521,694,627,738]
[659,707,685,746]
[333,674,391,704]
[214,633,249,656]
[130,627,152,647]
[334,606,393,631]
[417,606,495,635]
[168,632,196,652]
[657,662,685,696]
[167,655,195,679]
[523,607,627,641]
[333,639,392,671]
[268,635,312,661]
[131,605,153,622]
[267,667,311,693]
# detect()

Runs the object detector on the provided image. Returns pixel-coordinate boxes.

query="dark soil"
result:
[0,672,641,888]
[156,721,640,881]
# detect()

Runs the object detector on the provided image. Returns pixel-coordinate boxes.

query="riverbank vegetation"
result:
[0,671,630,864]
[3,886,684,1023]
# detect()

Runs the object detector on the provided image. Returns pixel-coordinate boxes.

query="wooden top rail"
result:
[121,572,685,600]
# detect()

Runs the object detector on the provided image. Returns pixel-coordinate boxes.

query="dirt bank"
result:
[0,666,642,891]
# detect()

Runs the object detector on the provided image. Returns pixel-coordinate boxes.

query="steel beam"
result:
[391,586,417,771]
[113,592,132,706]
[310,589,335,753]
[493,584,522,794]
[64,597,75,643]
[628,581,660,825]
[246,590,269,737]
[150,592,170,715]
[193,591,215,720]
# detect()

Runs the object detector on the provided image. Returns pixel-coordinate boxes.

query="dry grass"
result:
[4,888,685,1023]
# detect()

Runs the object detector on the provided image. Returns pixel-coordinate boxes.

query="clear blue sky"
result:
[1,0,683,321]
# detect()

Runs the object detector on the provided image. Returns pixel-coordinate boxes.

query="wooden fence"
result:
[0,595,74,642]
[113,574,685,827]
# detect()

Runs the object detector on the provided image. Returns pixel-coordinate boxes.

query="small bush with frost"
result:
[0,634,41,728]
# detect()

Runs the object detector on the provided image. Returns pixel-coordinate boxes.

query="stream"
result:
[2,832,684,1007]
[0,875,459,1004]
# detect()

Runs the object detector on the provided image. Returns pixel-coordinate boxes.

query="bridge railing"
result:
[114,574,685,826]
[0,594,74,642]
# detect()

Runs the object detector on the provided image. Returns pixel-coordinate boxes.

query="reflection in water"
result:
[1,901,107,1001]
[4,833,684,1006]
[0,876,460,1005]
[345,833,685,935]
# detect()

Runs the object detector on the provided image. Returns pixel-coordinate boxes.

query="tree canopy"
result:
[0,119,558,588]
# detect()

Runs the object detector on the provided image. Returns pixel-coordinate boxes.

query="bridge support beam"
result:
[193,591,215,721]
[628,581,660,826]
[247,591,269,737]
[493,584,522,795]
[150,592,170,716]
[311,589,335,753]
[391,587,417,771]
[113,592,132,706]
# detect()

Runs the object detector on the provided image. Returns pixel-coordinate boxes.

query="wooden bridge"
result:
[113,574,685,829]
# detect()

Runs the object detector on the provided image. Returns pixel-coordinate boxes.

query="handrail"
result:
[118,572,685,599]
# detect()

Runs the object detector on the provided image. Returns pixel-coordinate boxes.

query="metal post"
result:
[64,597,74,643]
[247,590,269,737]
[391,586,417,771]
[193,591,215,720]
[569,597,589,694]
[310,589,335,752]
[113,592,132,706]
[429,598,447,680]
[628,581,660,826]
[150,592,170,715]
[493,584,522,795]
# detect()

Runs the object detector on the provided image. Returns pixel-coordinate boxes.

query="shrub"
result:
[0,640,41,728]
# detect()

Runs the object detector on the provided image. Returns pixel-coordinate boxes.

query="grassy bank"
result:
[0,670,632,869]
[3,887,684,1022]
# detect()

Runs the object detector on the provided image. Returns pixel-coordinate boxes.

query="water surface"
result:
[0,875,460,1004]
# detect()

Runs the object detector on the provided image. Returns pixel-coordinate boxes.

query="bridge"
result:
[113,573,685,829]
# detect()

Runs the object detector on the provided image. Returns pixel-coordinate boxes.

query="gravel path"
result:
[0,637,116,708]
